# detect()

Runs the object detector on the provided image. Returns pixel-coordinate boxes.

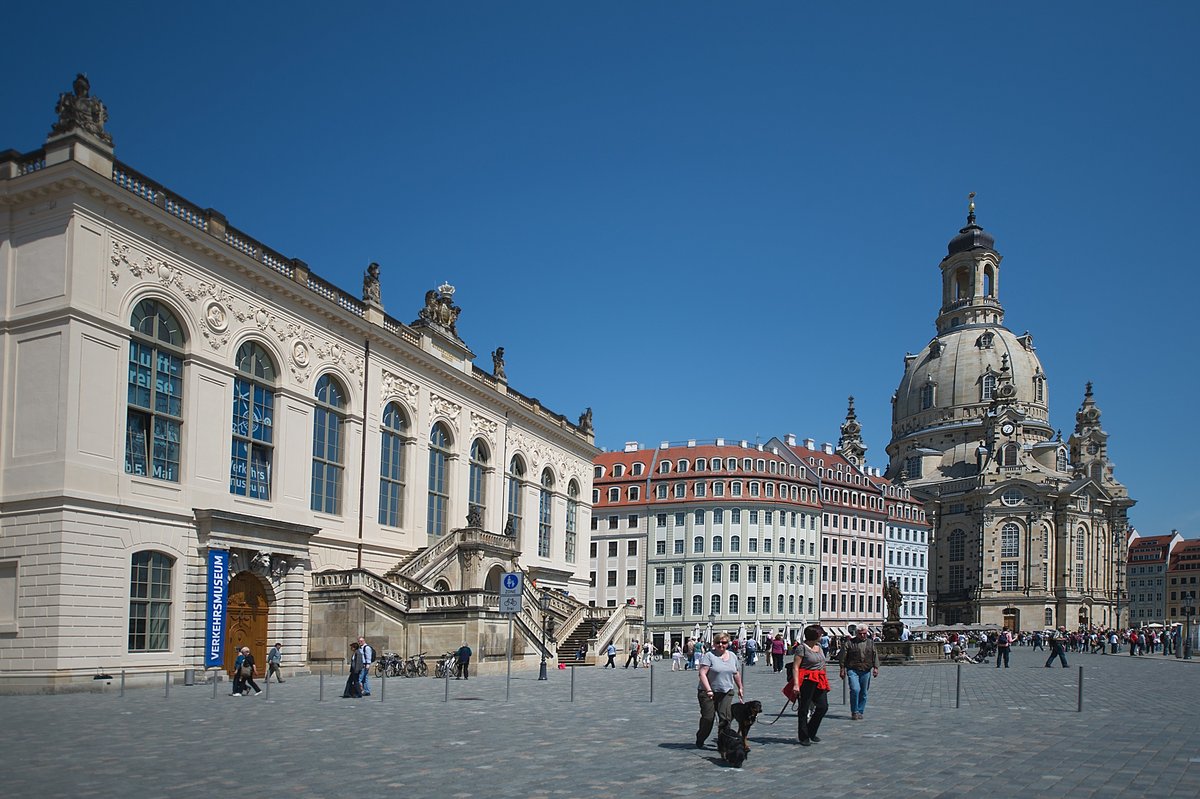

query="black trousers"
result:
[342,670,362,697]
[797,681,828,741]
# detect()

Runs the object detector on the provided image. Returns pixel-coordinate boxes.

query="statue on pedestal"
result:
[362,262,381,304]
[50,73,112,145]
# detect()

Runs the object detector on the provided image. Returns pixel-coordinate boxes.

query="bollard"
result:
[1077,665,1083,712]
[120,670,125,698]
[165,670,171,698]
[955,663,961,709]
[264,674,270,701]
[444,661,450,703]
[319,674,324,702]
[649,662,654,703]
[212,670,218,699]
[380,671,385,702]
[570,664,575,702]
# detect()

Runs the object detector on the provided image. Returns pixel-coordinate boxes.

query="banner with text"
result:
[204,550,230,668]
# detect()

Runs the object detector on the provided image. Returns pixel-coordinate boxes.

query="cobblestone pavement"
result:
[2,646,1197,798]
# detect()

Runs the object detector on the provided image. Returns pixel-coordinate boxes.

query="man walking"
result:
[624,639,640,669]
[456,642,472,680]
[1045,630,1069,668]
[358,636,374,695]
[604,642,617,668]
[266,642,285,683]
[839,626,880,720]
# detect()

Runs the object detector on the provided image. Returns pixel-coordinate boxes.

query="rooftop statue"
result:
[50,73,113,146]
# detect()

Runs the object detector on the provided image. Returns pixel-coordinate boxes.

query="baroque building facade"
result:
[885,198,1135,631]
[591,440,822,649]
[0,78,599,690]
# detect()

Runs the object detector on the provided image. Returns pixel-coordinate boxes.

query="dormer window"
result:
[920,382,935,410]
[981,373,996,401]
[613,464,625,478]
[1033,375,1045,402]
[632,462,644,476]
[977,332,994,349]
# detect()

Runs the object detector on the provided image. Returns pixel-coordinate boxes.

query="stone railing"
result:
[408,590,497,611]
[591,603,642,650]
[312,568,411,611]
[0,147,47,177]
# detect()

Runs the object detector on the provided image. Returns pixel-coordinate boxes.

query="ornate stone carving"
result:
[431,395,462,428]
[412,282,462,339]
[466,506,483,529]
[380,370,419,405]
[50,74,112,146]
[470,412,498,443]
[492,347,506,380]
[578,407,593,435]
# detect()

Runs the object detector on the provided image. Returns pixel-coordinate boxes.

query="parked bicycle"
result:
[434,651,462,679]
[375,652,403,678]
[403,652,428,678]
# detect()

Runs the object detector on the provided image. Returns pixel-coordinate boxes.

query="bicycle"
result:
[375,652,402,678]
[403,652,428,678]
[434,652,461,679]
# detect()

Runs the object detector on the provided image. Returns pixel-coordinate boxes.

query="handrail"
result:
[312,569,411,611]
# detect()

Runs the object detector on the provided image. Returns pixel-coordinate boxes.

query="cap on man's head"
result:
[275,642,282,647]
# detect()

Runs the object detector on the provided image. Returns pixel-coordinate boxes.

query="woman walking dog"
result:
[792,625,830,745]
[695,634,744,748]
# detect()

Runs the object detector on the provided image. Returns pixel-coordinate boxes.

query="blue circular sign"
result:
[503,573,519,590]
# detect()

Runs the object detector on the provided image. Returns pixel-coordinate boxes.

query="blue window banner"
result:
[204,550,230,668]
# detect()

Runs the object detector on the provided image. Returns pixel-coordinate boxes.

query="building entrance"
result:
[223,572,270,674]
[1003,608,1020,632]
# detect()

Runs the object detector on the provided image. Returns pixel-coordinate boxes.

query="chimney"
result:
[687,440,696,448]
[822,442,833,454]
[740,440,749,448]
[715,437,725,446]
[660,441,670,449]
[803,438,816,449]
[785,433,797,446]
[756,443,764,451]
[623,441,639,453]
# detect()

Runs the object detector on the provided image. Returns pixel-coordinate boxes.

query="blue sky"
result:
[2,3,1196,536]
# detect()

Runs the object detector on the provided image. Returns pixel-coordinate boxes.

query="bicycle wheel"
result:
[374,661,384,678]
[418,661,428,677]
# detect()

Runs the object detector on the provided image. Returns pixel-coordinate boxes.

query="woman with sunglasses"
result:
[695,634,744,748]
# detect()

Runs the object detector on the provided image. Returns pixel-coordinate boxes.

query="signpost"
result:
[500,572,522,701]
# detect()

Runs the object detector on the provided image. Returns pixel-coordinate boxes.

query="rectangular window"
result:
[654,599,664,616]
[655,568,665,585]
[674,539,684,554]
[949,565,964,592]
[749,538,758,553]
[655,540,666,555]
[748,566,757,583]
[590,542,597,557]
[608,541,618,557]
[656,514,667,527]
[1001,562,1018,591]
[608,516,618,530]
[673,567,683,585]
[747,597,756,613]
[128,552,172,652]
[627,514,638,528]
[675,512,686,527]
[672,598,682,615]
[628,540,637,555]
[695,482,706,498]
[627,569,637,586]
[607,570,617,587]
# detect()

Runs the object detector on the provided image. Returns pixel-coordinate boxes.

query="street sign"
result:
[500,572,522,614]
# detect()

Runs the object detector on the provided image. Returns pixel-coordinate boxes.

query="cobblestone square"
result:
[2,646,1197,798]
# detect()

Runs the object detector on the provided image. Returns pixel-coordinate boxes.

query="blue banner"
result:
[204,550,230,668]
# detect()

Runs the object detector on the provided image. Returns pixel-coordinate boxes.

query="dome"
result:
[892,324,1051,440]
[946,220,995,257]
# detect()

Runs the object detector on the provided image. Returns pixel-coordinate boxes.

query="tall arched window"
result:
[711,594,721,615]
[982,374,996,401]
[1000,443,1019,467]
[427,423,452,536]
[1056,448,1068,472]
[538,468,554,558]
[730,535,741,552]
[1001,522,1020,558]
[565,481,579,563]
[311,374,347,514]
[378,403,409,527]
[730,563,740,582]
[712,563,722,582]
[507,456,526,535]
[692,595,703,615]
[230,342,276,499]
[469,439,490,522]
[693,564,703,583]
[729,595,739,614]
[920,382,935,410]
[128,551,173,652]
[126,299,185,482]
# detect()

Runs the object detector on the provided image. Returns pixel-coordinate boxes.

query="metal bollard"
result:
[165,671,171,698]
[1077,665,1083,712]
[212,670,218,699]
[380,671,385,702]
[570,664,575,702]
[319,674,324,702]
[955,663,962,709]
[649,663,654,703]
[120,670,125,698]
[444,662,450,702]
[264,674,270,701]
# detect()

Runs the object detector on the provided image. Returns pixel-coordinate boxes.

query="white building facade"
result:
[0,77,596,690]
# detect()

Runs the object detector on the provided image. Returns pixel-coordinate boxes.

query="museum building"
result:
[0,78,601,690]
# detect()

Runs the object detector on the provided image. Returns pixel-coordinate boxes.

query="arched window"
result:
[311,374,346,514]
[712,564,722,583]
[1001,522,1020,558]
[694,509,705,525]
[538,468,554,558]
[693,564,703,583]
[1056,448,1068,472]
[954,267,969,300]
[713,508,724,524]
[469,439,490,523]
[982,374,996,401]
[692,595,703,615]
[427,423,452,536]
[230,342,276,499]
[729,595,739,614]
[126,299,185,482]
[788,565,796,582]
[1000,443,1019,467]
[984,266,994,297]
[711,594,721,615]
[613,463,625,477]
[778,564,785,583]
[693,536,703,553]
[378,403,409,527]
[1033,376,1045,402]
[1044,608,1054,627]
[566,480,579,563]
[712,535,723,552]
[128,551,173,652]
[949,529,966,561]
[789,595,795,614]
[730,563,740,582]
[507,455,526,534]
[778,594,785,614]
[730,535,741,552]
[920,382,935,410]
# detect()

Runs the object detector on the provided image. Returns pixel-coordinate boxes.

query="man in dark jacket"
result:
[839,626,880,720]
[456,643,473,680]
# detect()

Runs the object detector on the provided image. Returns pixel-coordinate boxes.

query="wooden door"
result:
[223,572,269,673]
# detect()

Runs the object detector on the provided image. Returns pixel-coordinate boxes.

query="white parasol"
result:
[737,622,747,645]
[754,620,762,645]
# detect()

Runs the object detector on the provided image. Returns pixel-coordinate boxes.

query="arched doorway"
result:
[484,564,504,593]
[224,572,270,673]
[1078,607,1089,627]
[1002,607,1020,632]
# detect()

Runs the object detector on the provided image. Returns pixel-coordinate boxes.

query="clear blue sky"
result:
[2,3,1195,537]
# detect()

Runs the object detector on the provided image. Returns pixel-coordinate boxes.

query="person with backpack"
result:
[995,628,1013,668]
[1045,631,1069,668]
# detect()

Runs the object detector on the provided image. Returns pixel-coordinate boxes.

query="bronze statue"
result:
[362,262,381,304]
[492,347,506,380]
[50,73,112,145]
[884,578,903,622]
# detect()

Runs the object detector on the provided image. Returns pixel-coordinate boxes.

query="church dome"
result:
[894,324,1048,426]
[946,220,995,257]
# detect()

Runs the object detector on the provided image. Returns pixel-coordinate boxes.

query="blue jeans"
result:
[359,666,371,694]
[848,669,872,715]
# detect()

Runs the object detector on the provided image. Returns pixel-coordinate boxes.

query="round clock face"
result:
[1001,423,1015,435]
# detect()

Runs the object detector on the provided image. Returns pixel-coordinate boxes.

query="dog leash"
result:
[763,698,797,725]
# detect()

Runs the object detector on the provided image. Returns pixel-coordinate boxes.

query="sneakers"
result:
[797,738,811,746]
[254,689,262,695]
[851,712,862,720]
[810,735,822,743]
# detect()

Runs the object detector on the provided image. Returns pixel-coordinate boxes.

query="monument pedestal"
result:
[876,640,944,666]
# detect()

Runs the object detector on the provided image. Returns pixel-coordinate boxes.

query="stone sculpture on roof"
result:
[51,73,112,146]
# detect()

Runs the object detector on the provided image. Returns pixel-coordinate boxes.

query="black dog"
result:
[730,699,763,751]
[717,723,747,768]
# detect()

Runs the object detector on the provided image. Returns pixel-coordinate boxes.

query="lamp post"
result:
[538,588,550,680]
[1113,530,1125,630]
[1185,592,1196,661]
